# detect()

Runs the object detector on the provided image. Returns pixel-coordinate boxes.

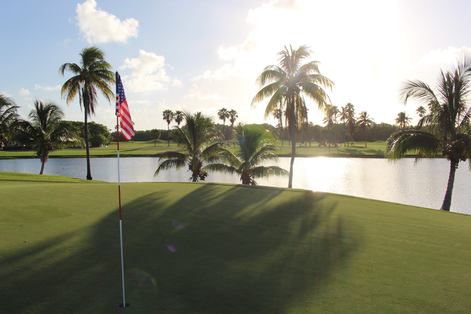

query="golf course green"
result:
[1,172,471,313]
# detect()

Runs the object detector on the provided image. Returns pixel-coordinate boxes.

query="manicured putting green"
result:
[0,172,470,313]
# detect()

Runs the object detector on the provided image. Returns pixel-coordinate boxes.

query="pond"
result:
[1,157,470,214]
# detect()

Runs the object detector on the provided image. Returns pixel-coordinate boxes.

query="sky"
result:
[1,0,471,130]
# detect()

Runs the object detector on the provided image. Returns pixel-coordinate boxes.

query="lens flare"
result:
[167,244,177,253]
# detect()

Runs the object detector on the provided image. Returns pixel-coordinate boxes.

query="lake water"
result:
[1,157,470,214]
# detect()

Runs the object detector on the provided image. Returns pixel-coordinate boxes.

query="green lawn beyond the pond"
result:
[0,140,387,159]
[1,173,471,313]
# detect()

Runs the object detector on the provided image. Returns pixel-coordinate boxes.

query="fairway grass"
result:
[1,173,471,313]
[0,140,387,159]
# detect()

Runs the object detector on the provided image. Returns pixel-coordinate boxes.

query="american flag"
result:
[116,72,135,141]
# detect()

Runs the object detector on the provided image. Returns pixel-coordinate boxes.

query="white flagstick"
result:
[117,114,127,308]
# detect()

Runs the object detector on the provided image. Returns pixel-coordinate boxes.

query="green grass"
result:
[1,172,471,313]
[0,140,386,159]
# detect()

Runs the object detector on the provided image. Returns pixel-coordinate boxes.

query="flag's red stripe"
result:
[120,121,135,136]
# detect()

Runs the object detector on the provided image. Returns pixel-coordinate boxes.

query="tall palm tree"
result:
[174,110,184,127]
[60,47,114,180]
[18,101,74,174]
[323,104,339,128]
[388,59,471,211]
[272,102,284,144]
[357,111,373,147]
[155,112,223,182]
[342,103,356,145]
[0,94,19,148]
[395,111,411,129]
[416,106,426,119]
[206,126,288,185]
[252,45,333,188]
[228,109,238,139]
[162,109,174,147]
[218,108,229,125]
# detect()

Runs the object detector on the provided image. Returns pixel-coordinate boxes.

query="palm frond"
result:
[251,81,282,106]
[155,158,186,175]
[299,82,331,110]
[264,87,286,118]
[401,80,439,105]
[203,163,238,174]
[387,130,440,159]
[257,65,286,85]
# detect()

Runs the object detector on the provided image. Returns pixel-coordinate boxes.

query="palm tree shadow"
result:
[0,184,359,313]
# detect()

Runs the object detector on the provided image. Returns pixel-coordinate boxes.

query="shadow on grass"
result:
[0,184,359,313]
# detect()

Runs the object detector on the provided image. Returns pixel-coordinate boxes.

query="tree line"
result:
[2,44,471,211]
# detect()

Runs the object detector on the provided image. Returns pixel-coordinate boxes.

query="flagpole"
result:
[116,90,127,309]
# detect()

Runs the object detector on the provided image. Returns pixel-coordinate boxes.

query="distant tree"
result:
[388,59,471,210]
[228,109,238,139]
[416,106,426,119]
[340,103,355,145]
[60,47,114,180]
[162,109,174,146]
[151,129,160,146]
[357,111,374,147]
[88,122,110,147]
[17,101,75,174]
[273,104,284,144]
[0,94,19,148]
[395,111,411,129]
[155,112,223,182]
[218,108,229,125]
[206,126,287,185]
[252,45,333,188]
[323,104,338,128]
[174,110,184,127]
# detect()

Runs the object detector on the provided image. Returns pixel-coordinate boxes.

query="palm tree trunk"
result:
[441,160,458,211]
[84,108,92,180]
[39,160,45,175]
[288,124,296,188]
[167,123,170,147]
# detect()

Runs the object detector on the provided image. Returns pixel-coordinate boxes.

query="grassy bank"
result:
[0,140,387,159]
[1,173,471,313]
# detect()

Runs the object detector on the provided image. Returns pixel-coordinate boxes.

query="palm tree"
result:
[0,94,19,148]
[18,101,74,174]
[252,45,333,188]
[357,111,373,147]
[395,111,411,129]
[60,47,114,180]
[162,109,174,147]
[273,103,284,144]
[388,59,471,211]
[218,108,229,125]
[174,110,184,127]
[416,106,426,119]
[341,103,356,145]
[206,126,288,185]
[228,109,238,139]
[155,112,223,182]
[323,104,338,128]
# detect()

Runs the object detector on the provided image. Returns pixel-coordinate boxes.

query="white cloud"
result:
[34,84,61,92]
[187,0,409,125]
[410,47,471,82]
[0,91,12,98]
[18,88,31,97]
[76,0,139,44]
[120,49,181,93]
